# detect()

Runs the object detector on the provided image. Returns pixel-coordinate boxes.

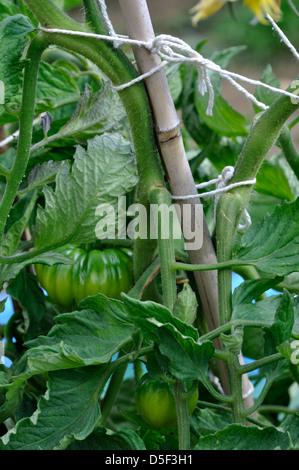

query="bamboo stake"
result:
[118,0,254,410]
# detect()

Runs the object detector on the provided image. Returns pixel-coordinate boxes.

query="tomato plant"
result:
[0,0,299,453]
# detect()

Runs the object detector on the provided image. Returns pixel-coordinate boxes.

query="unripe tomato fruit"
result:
[135,373,198,428]
[35,244,133,310]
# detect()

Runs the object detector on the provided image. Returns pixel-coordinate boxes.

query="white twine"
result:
[0,115,44,149]
[172,166,255,231]
[266,13,299,61]
[38,19,299,117]
[97,0,125,48]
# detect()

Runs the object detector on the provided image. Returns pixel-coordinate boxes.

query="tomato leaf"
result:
[279,414,299,449]
[67,426,146,450]
[34,133,138,249]
[30,83,127,154]
[253,64,281,112]
[255,154,295,201]
[235,198,299,276]
[195,424,292,450]
[232,293,299,338]
[156,326,215,384]
[232,276,283,307]
[270,289,294,347]
[0,367,105,450]
[13,294,134,377]
[0,191,38,257]
[0,251,74,291]
[122,294,199,342]
[0,14,35,116]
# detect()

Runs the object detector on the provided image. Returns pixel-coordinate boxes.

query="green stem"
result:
[228,353,245,424]
[259,405,298,415]
[196,403,267,428]
[243,379,274,418]
[0,34,47,239]
[238,353,284,375]
[0,165,10,179]
[279,124,299,180]
[128,256,160,300]
[99,361,128,426]
[174,381,190,451]
[172,259,253,272]
[288,114,299,129]
[215,82,299,326]
[199,319,271,343]
[82,0,107,33]
[149,187,177,311]
[201,376,233,403]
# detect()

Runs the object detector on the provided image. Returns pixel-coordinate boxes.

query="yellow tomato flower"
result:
[190,0,282,24]
[244,0,281,23]
[190,0,229,23]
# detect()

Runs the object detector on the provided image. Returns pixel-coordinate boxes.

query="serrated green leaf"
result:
[122,294,199,343]
[34,133,138,249]
[156,325,215,384]
[20,161,63,194]
[235,198,299,276]
[190,408,233,436]
[0,60,81,126]
[0,366,105,450]
[195,424,292,450]
[0,14,35,115]
[67,426,146,450]
[279,413,299,449]
[13,294,134,377]
[31,83,127,153]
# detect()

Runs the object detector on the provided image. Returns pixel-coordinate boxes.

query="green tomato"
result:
[35,244,133,310]
[135,373,198,428]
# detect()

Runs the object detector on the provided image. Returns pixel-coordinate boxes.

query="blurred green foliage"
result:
[188,1,299,65]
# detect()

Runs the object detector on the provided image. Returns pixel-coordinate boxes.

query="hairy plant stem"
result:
[215,85,299,422]
[279,124,299,179]
[24,0,165,292]
[99,358,128,426]
[228,354,245,424]
[0,34,47,239]
[174,381,190,450]
[149,187,177,311]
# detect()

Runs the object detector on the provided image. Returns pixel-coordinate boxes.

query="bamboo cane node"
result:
[156,124,181,144]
